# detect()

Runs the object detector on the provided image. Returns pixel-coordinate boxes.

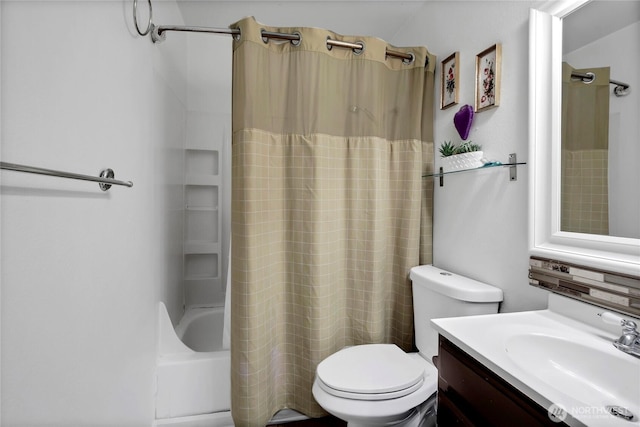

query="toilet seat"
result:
[312,352,438,425]
[316,344,426,401]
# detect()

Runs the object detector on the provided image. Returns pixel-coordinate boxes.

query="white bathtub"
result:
[154,303,233,427]
[154,303,310,427]
[175,306,226,352]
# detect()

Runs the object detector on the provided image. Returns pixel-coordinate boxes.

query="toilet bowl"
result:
[312,345,437,427]
[312,265,503,426]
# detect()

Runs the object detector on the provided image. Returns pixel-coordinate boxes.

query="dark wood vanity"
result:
[436,336,569,426]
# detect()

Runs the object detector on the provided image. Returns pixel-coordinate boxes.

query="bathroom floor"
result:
[272,416,346,427]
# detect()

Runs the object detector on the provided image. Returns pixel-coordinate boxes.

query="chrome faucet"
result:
[599,312,640,358]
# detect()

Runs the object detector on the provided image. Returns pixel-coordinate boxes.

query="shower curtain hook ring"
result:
[133,0,154,37]
[582,72,595,85]
[290,32,302,47]
[402,52,415,65]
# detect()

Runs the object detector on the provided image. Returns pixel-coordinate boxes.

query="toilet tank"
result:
[410,265,503,361]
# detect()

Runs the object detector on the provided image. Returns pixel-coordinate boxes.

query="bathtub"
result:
[175,306,227,352]
[154,303,233,427]
[154,303,310,427]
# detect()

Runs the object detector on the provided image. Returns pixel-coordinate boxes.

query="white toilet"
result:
[312,265,503,427]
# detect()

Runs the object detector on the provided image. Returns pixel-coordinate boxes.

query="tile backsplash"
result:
[529,256,640,317]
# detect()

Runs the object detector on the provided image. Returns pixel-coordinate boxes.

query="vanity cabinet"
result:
[436,336,568,427]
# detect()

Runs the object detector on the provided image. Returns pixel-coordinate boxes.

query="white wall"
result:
[1,1,187,425]
[564,22,640,239]
[393,1,548,313]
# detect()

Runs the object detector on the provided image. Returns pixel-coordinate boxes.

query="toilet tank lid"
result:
[410,265,503,303]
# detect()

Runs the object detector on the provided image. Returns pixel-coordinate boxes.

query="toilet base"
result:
[344,394,436,427]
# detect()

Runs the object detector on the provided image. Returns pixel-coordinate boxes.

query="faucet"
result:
[599,311,640,358]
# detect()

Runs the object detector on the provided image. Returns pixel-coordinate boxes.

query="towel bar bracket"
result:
[99,169,115,191]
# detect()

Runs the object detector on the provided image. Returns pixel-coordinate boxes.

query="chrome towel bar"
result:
[0,161,133,191]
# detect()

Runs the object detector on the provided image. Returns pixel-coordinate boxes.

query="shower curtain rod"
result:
[571,71,630,97]
[133,0,418,64]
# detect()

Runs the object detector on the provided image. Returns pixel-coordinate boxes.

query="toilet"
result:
[312,265,503,427]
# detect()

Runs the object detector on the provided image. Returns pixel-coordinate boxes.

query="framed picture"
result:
[440,52,459,110]
[475,44,502,112]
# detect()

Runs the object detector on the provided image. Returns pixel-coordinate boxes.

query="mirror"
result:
[561,1,639,239]
[529,0,640,276]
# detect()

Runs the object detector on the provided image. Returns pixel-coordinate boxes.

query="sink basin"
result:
[506,333,640,410]
[431,294,640,427]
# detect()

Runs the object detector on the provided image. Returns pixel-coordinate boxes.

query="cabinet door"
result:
[437,336,567,427]
[437,390,477,426]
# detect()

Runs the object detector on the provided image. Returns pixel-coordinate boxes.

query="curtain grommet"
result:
[352,41,365,55]
[291,31,302,46]
[326,36,333,51]
[260,29,269,44]
[572,71,595,84]
[582,71,595,84]
[402,52,415,65]
[232,28,241,41]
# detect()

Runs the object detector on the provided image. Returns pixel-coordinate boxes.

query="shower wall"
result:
[1,1,187,425]
[561,149,610,235]
[183,34,232,308]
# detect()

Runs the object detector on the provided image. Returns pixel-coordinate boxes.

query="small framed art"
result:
[440,52,459,110]
[475,44,502,112]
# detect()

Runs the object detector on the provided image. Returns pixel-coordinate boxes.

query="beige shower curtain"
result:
[230,17,435,426]
[561,63,610,234]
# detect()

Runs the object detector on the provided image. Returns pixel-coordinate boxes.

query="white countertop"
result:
[431,295,640,427]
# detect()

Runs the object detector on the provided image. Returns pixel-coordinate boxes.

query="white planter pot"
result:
[441,151,484,173]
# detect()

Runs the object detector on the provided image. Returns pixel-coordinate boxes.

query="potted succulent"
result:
[439,141,484,172]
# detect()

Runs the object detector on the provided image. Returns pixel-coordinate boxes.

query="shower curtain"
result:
[230,17,435,426]
[561,63,610,235]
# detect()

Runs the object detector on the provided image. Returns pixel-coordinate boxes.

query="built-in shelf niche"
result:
[184,251,221,307]
[183,143,222,308]
[186,209,219,244]
[185,183,219,248]
[186,185,219,210]
[185,253,219,280]
[183,111,228,308]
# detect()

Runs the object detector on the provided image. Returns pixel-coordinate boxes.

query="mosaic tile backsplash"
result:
[529,257,640,317]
